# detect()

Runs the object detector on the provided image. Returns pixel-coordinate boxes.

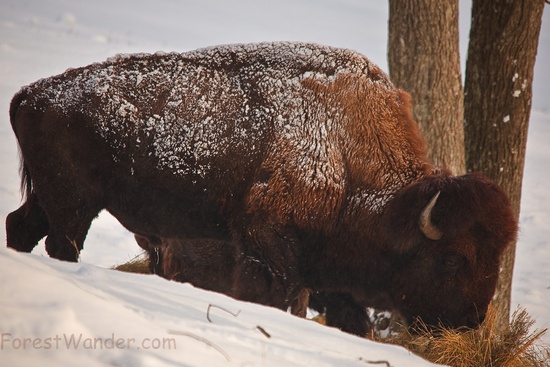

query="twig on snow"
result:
[167,329,231,362]
[255,325,271,339]
[206,303,241,323]
[358,358,392,367]
[206,304,271,339]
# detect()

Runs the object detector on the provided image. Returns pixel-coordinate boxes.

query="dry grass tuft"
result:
[384,306,550,367]
[112,253,150,274]
[311,313,327,325]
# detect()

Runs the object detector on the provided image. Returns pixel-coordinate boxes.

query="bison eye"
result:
[441,254,464,277]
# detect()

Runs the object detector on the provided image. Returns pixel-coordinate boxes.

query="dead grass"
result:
[112,253,150,274]
[383,306,550,367]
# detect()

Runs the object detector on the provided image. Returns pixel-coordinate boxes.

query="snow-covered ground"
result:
[1,247,439,367]
[0,1,548,366]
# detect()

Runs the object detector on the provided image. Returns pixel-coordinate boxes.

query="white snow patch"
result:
[58,12,77,26]
[0,248,441,367]
[92,34,109,44]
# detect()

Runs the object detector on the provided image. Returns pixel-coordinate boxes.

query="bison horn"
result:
[419,191,443,240]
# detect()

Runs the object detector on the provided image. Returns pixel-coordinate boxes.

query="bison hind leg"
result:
[44,203,102,262]
[6,193,49,253]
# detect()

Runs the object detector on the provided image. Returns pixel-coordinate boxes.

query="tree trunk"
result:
[464,0,545,332]
[388,0,465,174]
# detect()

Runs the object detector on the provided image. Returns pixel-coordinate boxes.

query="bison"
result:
[6,42,517,334]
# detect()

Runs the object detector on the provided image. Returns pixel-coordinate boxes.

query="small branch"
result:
[167,329,231,362]
[206,304,241,323]
[66,236,81,258]
[255,325,271,339]
[358,358,392,367]
[206,304,271,338]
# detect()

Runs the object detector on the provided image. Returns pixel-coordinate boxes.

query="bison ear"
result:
[419,191,443,240]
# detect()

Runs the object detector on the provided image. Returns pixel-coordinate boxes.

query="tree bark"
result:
[388,0,465,174]
[464,0,545,332]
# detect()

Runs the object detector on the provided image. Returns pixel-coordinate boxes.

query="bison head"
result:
[380,172,517,329]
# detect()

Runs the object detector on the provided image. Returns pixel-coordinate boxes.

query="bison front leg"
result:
[290,288,311,317]
[6,193,49,253]
[309,292,371,337]
[233,217,305,312]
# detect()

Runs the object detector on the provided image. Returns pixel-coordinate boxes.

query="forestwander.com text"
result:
[1,332,176,350]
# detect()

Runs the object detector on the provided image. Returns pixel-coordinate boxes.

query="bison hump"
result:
[17,42,391,182]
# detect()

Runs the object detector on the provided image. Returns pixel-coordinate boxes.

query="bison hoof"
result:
[6,241,35,253]
[45,239,80,262]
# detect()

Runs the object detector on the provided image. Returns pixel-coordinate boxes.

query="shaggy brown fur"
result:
[6,42,517,335]
[135,234,310,316]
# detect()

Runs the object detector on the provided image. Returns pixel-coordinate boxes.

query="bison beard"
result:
[6,42,517,336]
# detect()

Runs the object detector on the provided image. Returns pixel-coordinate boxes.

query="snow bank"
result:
[0,247,442,366]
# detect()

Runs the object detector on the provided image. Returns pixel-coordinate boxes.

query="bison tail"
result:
[18,162,33,202]
[9,88,33,201]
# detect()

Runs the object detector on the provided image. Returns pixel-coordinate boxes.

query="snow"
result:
[1,246,437,367]
[0,0,549,366]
